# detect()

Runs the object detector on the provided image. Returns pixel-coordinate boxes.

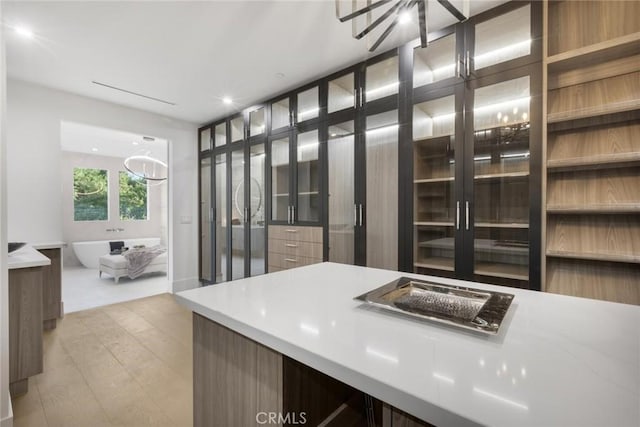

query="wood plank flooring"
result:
[10,293,193,427]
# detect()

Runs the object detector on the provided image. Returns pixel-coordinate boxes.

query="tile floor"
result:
[11,293,193,427]
[63,266,170,313]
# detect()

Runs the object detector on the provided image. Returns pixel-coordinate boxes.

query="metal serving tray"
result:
[355,277,514,335]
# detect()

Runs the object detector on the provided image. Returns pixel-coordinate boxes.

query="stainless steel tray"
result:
[355,277,514,335]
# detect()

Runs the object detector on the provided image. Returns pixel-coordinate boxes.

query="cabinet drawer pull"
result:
[285,229,298,233]
[285,243,298,248]
[284,258,298,263]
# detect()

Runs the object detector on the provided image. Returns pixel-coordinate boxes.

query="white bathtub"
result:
[72,238,162,269]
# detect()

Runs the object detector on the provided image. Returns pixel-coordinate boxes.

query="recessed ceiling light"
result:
[223,97,232,105]
[91,147,99,152]
[399,11,411,25]
[132,141,139,145]
[14,26,34,39]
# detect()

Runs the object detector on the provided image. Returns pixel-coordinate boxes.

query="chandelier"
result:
[336,0,467,52]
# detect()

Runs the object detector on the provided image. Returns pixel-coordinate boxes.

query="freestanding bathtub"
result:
[72,238,162,269]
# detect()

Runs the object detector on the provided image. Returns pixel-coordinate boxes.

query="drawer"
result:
[268,240,323,258]
[267,252,322,270]
[269,225,322,243]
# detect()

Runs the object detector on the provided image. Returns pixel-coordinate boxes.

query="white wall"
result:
[0,7,12,427]
[7,79,199,291]
[61,151,167,267]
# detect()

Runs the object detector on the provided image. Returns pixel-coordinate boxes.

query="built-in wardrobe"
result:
[199,0,639,305]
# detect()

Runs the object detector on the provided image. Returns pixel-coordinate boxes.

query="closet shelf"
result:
[546,32,640,73]
[547,99,640,124]
[546,204,640,214]
[414,221,454,227]
[475,222,529,229]
[474,263,529,281]
[474,171,529,180]
[414,259,454,272]
[414,177,454,183]
[547,152,640,171]
[546,250,640,265]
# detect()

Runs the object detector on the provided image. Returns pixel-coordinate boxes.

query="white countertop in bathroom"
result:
[8,245,52,269]
[31,241,67,250]
[176,262,640,427]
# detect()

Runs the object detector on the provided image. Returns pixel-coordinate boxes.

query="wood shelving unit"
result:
[544,0,640,304]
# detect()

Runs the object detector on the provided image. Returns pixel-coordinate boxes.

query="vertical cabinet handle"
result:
[244,207,249,223]
[359,204,363,227]
[287,206,291,224]
[359,88,364,107]
[292,205,295,223]
[209,207,214,223]
[465,50,470,77]
[456,201,460,230]
[354,204,358,227]
[456,53,461,78]
[465,201,470,231]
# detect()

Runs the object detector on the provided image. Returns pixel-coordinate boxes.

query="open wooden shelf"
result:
[475,222,529,229]
[414,258,454,272]
[548,99,640,124]
[547,32,640,72]
[473,171,529,180]
[474,263,528,281]
[547,204,640,214]
[414,221,454,227]
[547,152,640,172]
[547,168,640,208]
[414,177,454,183]
[546,250,640,265]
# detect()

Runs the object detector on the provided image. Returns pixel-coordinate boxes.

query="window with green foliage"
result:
[74,168,108,221]
[119,171,148,220]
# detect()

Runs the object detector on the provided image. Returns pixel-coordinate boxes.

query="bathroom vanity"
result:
[7,245,50,396]
[176,262,639,427]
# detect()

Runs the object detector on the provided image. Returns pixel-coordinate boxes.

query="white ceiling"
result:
[4,0,506,125]
[61,121,168,161]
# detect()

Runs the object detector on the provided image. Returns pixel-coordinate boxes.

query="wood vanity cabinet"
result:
[9,266,44,397]
[268,225,323,272]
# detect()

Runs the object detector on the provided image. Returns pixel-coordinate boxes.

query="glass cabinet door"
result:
[413,33,457,88]
[472,75,530,282]
[473,4,531,71]
[271,97,290,131]
[328,73,355,114]
[296,129,320,223]
[214,123,226,148]
[214,153,228,283]
[231,149,246,280]
[230,116,244,143]
[249,107,265,137]
[365,109,398,270]
[199,127,211,152]
[200,157,212,281]
[413,95,457,273]
[271,136,291,222]
[365,56,398,103]
[297,86,319,122]
[328,121,355,264]
[249,144,266,276]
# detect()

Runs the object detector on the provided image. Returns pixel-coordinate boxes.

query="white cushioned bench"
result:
[99,252,168,283]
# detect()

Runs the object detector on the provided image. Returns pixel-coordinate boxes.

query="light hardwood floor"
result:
[11,293,193,427]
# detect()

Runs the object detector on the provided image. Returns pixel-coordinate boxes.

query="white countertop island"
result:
[8,245,51,269]
[176,262,640,427]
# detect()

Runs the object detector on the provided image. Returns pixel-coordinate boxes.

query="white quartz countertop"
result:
[176,262,640,427]
[31,241,66,250]
[8,245,52,269]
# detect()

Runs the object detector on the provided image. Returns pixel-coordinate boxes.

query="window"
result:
[119,171,148,220]
[73,168,108,221]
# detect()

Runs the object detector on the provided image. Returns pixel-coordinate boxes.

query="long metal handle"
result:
[287,206,291,224]
[284,258,298,263]
[354,204,358,227]
[292,205,295,223]
[285,228,298,233]
[209,207,214,222]
[359,87,364,107]
[465,201,470,230]
[359,204,363,227]
[456,53,461,78]
[244,207,249,223]
[456,201,460,230]
[285,243,298,248]
[465,50,470,77]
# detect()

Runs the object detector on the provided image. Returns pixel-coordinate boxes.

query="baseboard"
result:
[172,277,200,293]
[1,397,13,427]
